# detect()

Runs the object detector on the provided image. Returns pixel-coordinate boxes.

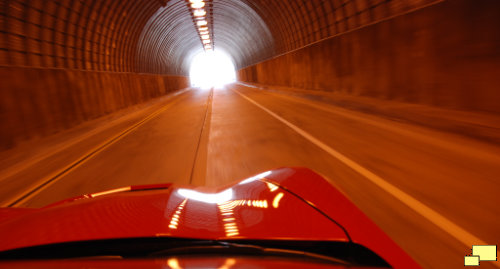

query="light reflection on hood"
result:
[177,188,233,204]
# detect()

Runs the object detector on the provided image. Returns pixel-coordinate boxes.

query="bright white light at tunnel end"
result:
[189,49,236,89]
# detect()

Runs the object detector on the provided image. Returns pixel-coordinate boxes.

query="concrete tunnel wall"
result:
[0,0,453,151]
[0,67,188,150]
[238,0,500,114]
[0,0,192,150]
[1,0,499,151]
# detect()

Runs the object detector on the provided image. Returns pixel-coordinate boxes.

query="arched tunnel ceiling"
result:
[136,0,276,75]
[1,0,439,75]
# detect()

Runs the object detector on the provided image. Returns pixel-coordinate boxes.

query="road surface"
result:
[0,83,499,268]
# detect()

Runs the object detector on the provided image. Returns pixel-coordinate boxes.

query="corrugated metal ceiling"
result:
[1,0,439,75]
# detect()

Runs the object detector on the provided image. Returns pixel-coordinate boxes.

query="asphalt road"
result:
[1,84,499,268]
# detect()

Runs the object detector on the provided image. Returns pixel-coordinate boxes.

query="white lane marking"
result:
[233,88,493,250]
[237,82,500,163]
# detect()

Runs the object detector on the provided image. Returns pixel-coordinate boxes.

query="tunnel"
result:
[1,0,500,267]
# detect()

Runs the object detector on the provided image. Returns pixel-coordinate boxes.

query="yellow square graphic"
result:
[472,245,497,261]
[464,256,480,266]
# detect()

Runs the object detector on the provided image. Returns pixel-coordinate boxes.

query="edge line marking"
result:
[232,88,492,250]
[3,91,188,207]
[237,82,500,163]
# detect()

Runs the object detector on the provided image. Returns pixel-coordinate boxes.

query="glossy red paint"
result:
[42,183,173,208]
[0,167,419,268]
[0,208,36,223]
[262,168,421,269]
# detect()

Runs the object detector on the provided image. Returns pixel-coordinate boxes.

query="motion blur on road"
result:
[1,0,499,268]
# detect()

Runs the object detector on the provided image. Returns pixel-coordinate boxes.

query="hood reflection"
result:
[266,181,279,192]
[217,197,273,237]
[169,174,286,238]
[237,171,272,185]
[177,188,233,204]
[168,199,187,230]
[272,192,284,208]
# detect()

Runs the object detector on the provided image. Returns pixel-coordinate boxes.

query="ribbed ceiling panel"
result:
[212,0,274,70]
[1,0,440,75]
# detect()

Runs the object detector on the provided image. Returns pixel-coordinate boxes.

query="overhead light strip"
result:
[188,0,212,51]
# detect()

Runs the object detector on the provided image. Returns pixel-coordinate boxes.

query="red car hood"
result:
[0,167,419,268]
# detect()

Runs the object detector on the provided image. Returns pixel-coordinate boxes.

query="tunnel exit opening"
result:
[189,50,236,89]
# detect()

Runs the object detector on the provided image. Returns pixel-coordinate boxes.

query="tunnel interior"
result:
[2,0,453,74]
[1,0,500,149]
[1,1,500,268]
